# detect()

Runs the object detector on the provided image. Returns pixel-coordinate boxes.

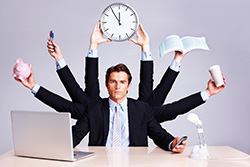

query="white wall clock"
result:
[100,3,139,41]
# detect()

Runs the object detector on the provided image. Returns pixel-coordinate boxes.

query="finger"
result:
[176,144,185,150]
[135,30,140,37]
[128,38,137,44]
[30,69,33,75]
[183,51,189,56]
[47,39,52,45]
[48,49,55,53]
[47,44,54,49]
[139,23,147,36]
[182,140,188,145]
[51,40,57,47]
[14,77,21,83]
[95,22,99,31]
[47,43,53,48]
[172,147,182,153]
[104,38,112,42]
[139,23,143,33]
[223,77,226,82]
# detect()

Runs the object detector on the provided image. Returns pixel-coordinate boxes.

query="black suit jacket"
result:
[82,58,205,122]
[35,66,175,150]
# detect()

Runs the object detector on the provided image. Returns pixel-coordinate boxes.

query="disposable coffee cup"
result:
[209,65,224,87]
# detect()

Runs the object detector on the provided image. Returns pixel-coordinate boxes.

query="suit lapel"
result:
[102,99,110,145]
[127,99,136,145]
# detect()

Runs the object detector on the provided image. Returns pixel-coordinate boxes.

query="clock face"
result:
[100,3,139,41]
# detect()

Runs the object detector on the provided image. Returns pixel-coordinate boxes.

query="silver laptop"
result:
[11,110,94,161]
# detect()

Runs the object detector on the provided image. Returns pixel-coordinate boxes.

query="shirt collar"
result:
[108,97,127,112]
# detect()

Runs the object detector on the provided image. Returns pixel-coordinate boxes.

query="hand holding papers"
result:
[159,35,209,57]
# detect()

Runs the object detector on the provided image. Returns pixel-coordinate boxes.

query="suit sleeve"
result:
[146,67,179,106]
[146,104,175,151]
[85,57,101,100]
[138,61,154,101]
[35,86,87,119]
[57,65,92,106]
[153,92,206,123]
[72,117,89,148]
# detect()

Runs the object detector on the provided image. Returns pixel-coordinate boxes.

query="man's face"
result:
[106,71,131,104]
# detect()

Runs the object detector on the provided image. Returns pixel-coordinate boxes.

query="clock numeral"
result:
[130,13,135,16]
[131,28,135,31]
[132,21,137,23]
[104,13,109,17]
[119,35,121,40]
[125,7,128,11]
[126,33,129,38]
[111,33,114,38]
[104,28,109,32]
[102,21,107,24]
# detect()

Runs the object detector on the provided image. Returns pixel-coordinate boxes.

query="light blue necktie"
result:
[112,105,121,147]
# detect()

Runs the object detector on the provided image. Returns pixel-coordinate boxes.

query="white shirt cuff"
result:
[31,84,40,95]
[169,59,181,72]
[200,90,209,101]
[87,49,98,58]
[56,59,67,70]
[141,51,153,61]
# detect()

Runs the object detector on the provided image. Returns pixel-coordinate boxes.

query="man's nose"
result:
[115,83,120,89]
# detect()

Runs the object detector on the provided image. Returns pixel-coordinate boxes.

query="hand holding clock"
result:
[129,23,150,52]
[89,21,111,50]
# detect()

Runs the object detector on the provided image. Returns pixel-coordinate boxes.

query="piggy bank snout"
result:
[16,66,25,72]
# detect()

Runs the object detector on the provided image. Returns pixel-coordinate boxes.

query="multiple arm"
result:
[129,24,186,105]
[14,65,90,120]
[14,49,91,146]
[14,21,226,153]
[130,25,226,123]
[129,23,153,101]
[85,21,111,100]
[145,103,187,152]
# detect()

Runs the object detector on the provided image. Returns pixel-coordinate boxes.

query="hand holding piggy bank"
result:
[13,58,31,81]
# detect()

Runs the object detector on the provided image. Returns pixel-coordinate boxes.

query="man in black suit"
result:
[15,60,187,153]
[47,22,226,123]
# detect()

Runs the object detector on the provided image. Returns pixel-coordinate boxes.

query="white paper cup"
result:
[209,65,224,87]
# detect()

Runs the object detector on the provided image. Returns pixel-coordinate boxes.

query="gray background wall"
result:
[1,0,250,155]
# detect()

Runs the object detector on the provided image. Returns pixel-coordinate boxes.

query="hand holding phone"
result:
[173,136,188,150]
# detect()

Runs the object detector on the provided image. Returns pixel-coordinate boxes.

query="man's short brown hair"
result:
[105,63,132,85]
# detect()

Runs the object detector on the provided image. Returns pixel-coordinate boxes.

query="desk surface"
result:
[0,146,249,167]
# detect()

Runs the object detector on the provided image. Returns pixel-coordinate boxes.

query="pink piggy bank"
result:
[13,58,31,81]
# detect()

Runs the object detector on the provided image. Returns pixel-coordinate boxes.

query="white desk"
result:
[0,146,249,167]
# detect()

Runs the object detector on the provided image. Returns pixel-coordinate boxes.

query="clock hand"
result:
[110,7,120,25]
[118,12,121,26]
